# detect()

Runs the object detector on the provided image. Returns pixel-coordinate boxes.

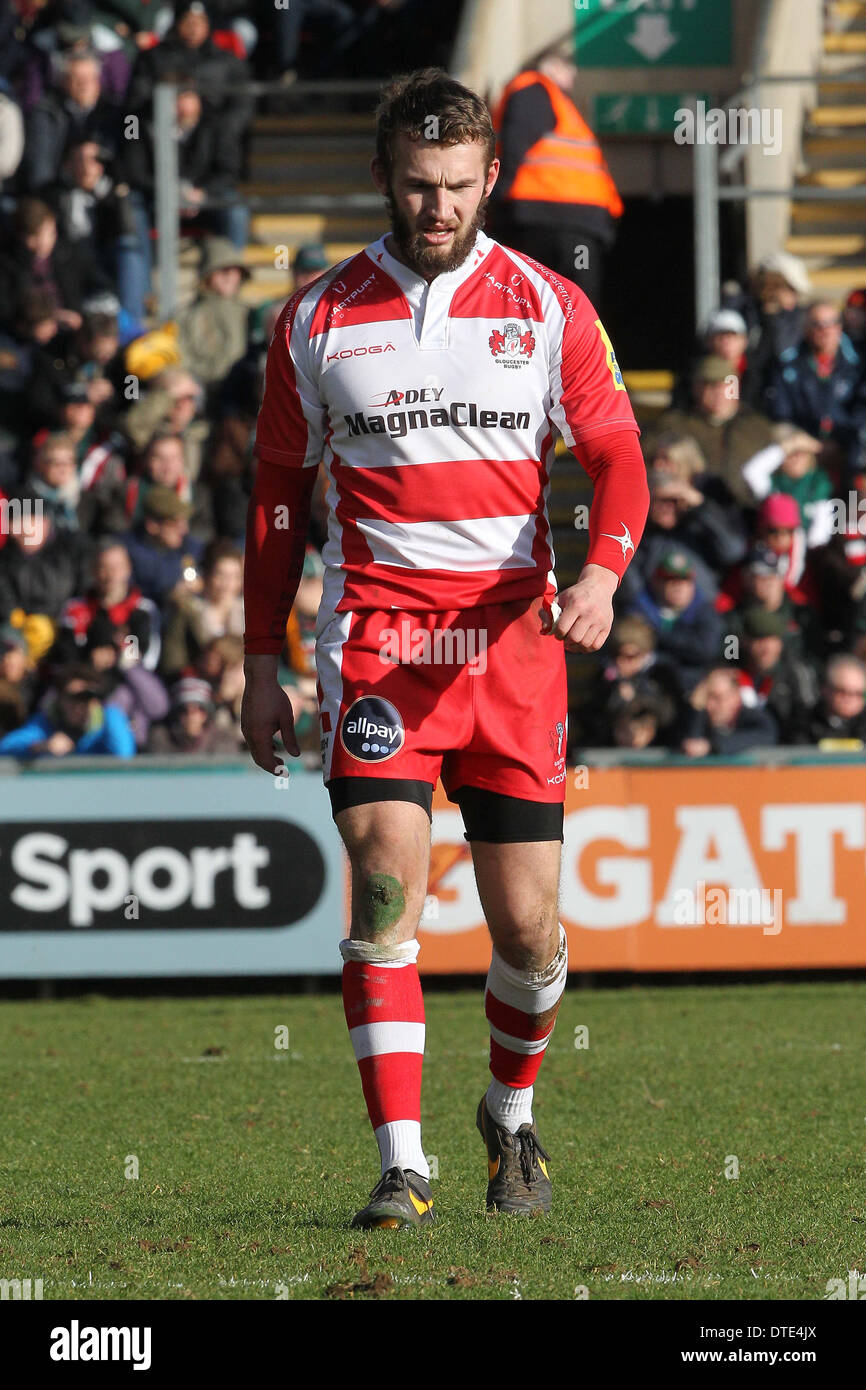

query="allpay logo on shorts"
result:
[340,696,405,763]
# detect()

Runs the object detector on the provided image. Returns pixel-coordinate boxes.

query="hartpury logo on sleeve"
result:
[488,321,536,368]
[340,696,405,763]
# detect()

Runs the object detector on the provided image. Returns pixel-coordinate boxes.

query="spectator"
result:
[808,469,866,650]
[733,608,819,740]
[0,662,136,757]
[671,307,765,412]
[266,0,357,80]
[176,237,250,396]
[0,498,86,634]
[722,251,811,394]
[682,666,778,757]
[124,431,212,538]
[723,545,819,660]
[122,366,207,481]
[82,609,169,747]
[147,673,240,753]
[26,431,81,531]
[57,536,160,668]
[128,2,252,160]
[626,549,723,695]
[0,621,37,719]
[491,48,622,305]
[842,287,866,354]
[159,537,242,680]
[765,299,863,471]
[647,354,776,506]
[741,423,835,545]
[122,484,204,606]
[22,48,119,192]
[56,138,137,309]
[718,494,810,611]
[579,614,680,747]
[15,15,132,110]
[620,466,747,603]
[610,695,670,751]
[247,244,329,345]
[0,197,107,337]
[195,631,244,735]
[788,654,866,746]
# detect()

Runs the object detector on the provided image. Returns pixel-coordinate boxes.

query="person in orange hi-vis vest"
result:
[491,48,623,308]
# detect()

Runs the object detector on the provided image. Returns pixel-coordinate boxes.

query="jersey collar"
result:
[365,229,495,297]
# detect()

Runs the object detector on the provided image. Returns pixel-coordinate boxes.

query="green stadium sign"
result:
[575,0,732,68]
[594,91,710,134]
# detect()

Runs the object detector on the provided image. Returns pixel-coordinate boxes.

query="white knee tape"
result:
[488,925,568,1011]
[339,937,421,967]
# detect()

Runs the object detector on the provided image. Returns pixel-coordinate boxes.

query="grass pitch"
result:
[0,981,863,1301]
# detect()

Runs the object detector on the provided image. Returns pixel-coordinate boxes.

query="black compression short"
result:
[327,777,563,843]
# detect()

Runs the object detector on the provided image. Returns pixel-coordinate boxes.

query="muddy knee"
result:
[354,871,411,941]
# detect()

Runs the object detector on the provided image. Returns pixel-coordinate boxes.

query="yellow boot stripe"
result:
[409,1189,433,1216]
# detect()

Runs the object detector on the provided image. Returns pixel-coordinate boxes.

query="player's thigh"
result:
[470,837,562,971]
[335,797,432,945]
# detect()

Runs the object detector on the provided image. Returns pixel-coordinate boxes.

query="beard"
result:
[385,187,489,277]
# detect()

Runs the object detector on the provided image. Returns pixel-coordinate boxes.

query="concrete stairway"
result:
[786,0,866,299]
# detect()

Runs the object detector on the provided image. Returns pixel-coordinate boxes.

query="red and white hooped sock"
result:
[340,937,429,1180]
[484,925,568,1133]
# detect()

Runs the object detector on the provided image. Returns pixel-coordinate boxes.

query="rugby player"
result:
[242,68,649,1228]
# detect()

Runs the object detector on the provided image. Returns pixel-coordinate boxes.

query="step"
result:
[799,167,866,187]
[246,166,372,193]
[803,132,866,163]
[242,240,363,266]
[791,200,866,227]
[808,102,866,125]
[828,0,866,27]
[816,78,866,104]
[786,232,866,255]
[249,211,385,245]
[824,31,866,52]
[807,262,866,289]
[252,113,375,134]
[249,148,371,168]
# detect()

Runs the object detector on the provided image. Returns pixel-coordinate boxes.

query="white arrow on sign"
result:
[605,96,631,127]
[626,13,678,63]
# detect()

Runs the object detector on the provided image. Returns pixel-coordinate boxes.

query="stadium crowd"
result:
[0,3,865,761]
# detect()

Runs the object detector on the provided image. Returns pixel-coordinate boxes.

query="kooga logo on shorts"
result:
[340,696,405,763]
[0,820,325,930]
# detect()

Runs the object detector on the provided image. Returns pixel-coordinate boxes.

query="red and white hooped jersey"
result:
[254,230,639,621]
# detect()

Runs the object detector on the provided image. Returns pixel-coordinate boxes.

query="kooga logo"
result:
[0,820,325,930]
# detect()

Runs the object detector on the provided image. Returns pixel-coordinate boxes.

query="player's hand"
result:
[547,565,618,652]
[242,657,299,773]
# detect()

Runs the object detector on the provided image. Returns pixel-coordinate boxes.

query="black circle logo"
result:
[339,696,405,763]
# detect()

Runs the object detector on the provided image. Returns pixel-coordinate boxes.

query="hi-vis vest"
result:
[493,70,623,217]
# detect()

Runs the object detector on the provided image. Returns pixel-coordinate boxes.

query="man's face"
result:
[695,378,736,421]
[70,142,104,191]
[780,447,813,479]
[807,307,842,354]
[614,713,656,749]
[146,439,186,487]
[150,516,188,548]
[371,134,498,279]
[825,666,866,719]
[748,634,783,672]
[0,646,27,682]
[178,11,209,47]
[95,544,131,596]
[65,59,101,109]
[179,702,209,737]
[708,330,747,364]
[87,332,119,365]
[207,267,242,298]
[206,557,242,602]
[705,674,741,727]
[176,90,202,128]
[614,641,648,677]
[657,574,694,610]
[167,377,198,428]
[62,400,95,438]
[749,571,784,607]
[37,447,76,488]
[25,217,57,260]
[58,681,95,730]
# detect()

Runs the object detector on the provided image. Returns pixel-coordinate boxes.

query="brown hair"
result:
[14,198,55,238]
[375,67,495,182]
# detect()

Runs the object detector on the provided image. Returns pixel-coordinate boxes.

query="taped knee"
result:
[339,938,420,965]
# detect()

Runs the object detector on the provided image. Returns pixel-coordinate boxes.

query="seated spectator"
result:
[176,237,250,397]
[122,485,204,605]
[724,545,819,660]
[682,666,778,757]
[0,498,86,633]
[0,662,136,757]
[721,251,811,394]
[718,494,811,611]
[57,535,160,669]
[26,431,81,531]
[579,614,680,747]
[626,549,723,695]
[0,198,108,337]
[610,695,670,751]
[787,654,866,746]
[808,469,866,651]
[765,299,862,473]
[117,83,248,322]
[22,47,120,192]
[147,674,240,754]
[620,465,747,604]
[160,538,243,680]
[843,287,866,354]
[122,366,207,481]
[195,631,244,736]
[56,139,138,318]
[646,354,776,506]
[15,13,133,110]
[671,307,765,411]
[123,431,212,538]
[741,423,835,545]
[82,610,169,748]
[0,621,37,721]
[733,608,819,740]
[128,2,252,157]
[0,288,71,465]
